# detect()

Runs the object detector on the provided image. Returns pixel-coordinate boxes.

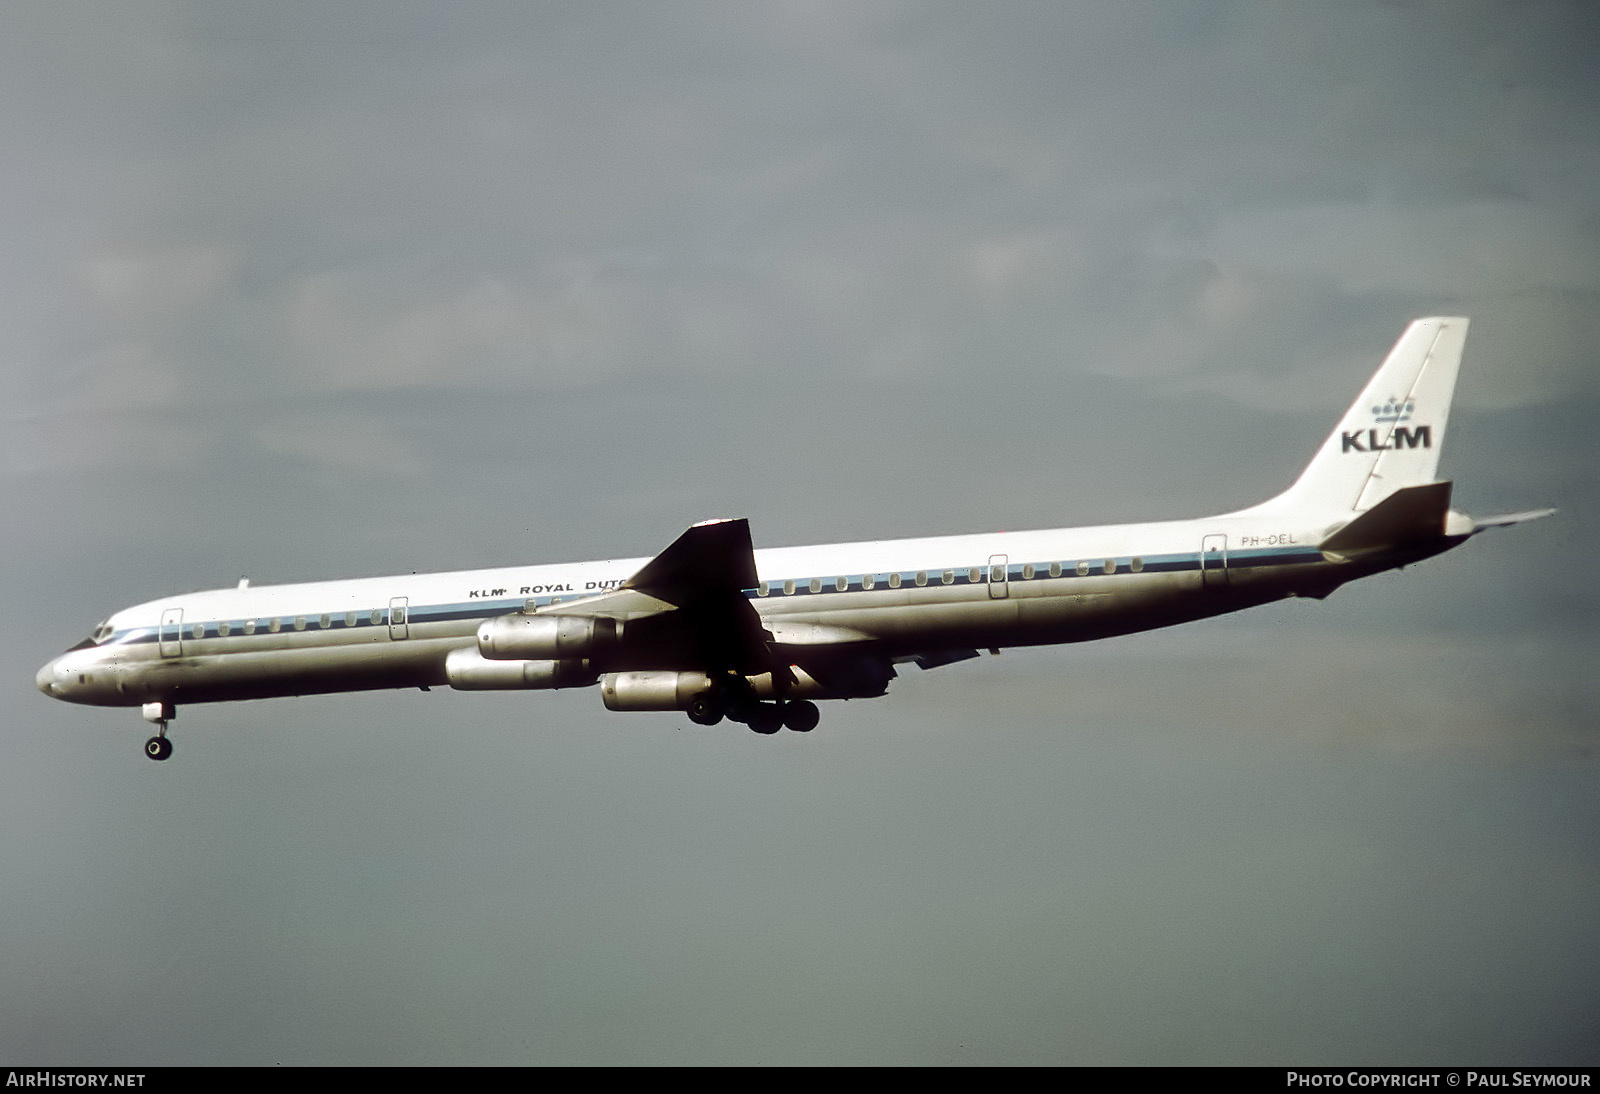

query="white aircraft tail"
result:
[1251,317,1468,517]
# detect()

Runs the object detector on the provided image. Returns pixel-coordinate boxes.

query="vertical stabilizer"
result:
[1255,317,1467,516]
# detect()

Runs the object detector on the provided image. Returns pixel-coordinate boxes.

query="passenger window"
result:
[345,612,357,627]
[862,574,875,590]
[1103,559,1116,575]
[192,623,204,639]
[1076,561,1090,577]
[373,609,385,624]
[888,573,901,589]
[294,616,307,631]
[836,576,848,592]
[269,618,282,634]
[757,581,769,597]
[1022,564,1034,580]
[941,570,954,585]
[392,607,406,624]
[1131,557,1144,573]
[915,571,927,587]
[218,621,231,637]
[809,578,822,593]
[783,579,795,596]
[320,613,332,629]
[1049,562,1062,578]
[243,620,256,635]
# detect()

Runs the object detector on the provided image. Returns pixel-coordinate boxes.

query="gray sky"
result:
[3,0,1596,1065]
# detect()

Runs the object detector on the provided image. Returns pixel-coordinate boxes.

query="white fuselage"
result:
[34,507,1434,711]
[41,318,1536,755]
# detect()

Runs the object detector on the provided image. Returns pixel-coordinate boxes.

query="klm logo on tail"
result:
[1342,396,1431,453]
[1342,425,1432,453]
[1372,397,1415,423]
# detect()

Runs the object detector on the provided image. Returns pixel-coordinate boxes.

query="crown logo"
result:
[1371,396,1414,423]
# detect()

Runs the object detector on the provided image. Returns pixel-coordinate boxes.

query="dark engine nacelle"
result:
[478,614,620,661]
[445,647,596,690]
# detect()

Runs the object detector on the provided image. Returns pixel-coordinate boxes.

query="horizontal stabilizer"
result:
[1474,508,1557,532]
[1320,481,1452,554]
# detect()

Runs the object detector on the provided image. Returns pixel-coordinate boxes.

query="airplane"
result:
[36,317,1553,760]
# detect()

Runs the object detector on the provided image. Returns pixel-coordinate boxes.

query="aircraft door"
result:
[1200,534,1228,588]
[388,597,409,640]
[988,554,1009,599]
[159,608,183,657]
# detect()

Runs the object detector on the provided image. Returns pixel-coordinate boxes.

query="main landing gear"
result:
[780,699,820,733]
[685,693,820,735]
[141,701,175,762]
[686,692,724,726]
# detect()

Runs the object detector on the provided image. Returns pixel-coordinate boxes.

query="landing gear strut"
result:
[141,701,175,762]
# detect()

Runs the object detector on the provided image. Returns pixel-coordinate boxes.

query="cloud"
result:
[83,243,240,325]
[4,2,1598,1065]
[253,411,428,480]
[1204,200,1600,300]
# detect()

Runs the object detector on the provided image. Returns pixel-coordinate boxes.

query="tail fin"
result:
[1255,317,1468,516]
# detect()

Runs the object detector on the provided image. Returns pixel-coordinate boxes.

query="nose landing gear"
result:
[141,701,175,762]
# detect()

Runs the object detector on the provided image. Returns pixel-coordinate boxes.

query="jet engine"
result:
[478,614,620,660]
[600,659,894,712]
[445,646,596,690]
[600,670,717,711]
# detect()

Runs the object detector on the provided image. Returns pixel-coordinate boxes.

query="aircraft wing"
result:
[537,518,759,621]
[538,586,675,619]
[621,517,759,603]
[541,518,776,675]
[533,518,892,678]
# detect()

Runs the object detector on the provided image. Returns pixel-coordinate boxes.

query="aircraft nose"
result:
[36,660,58,697]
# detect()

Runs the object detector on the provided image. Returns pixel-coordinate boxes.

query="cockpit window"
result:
[66,620,114,652]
